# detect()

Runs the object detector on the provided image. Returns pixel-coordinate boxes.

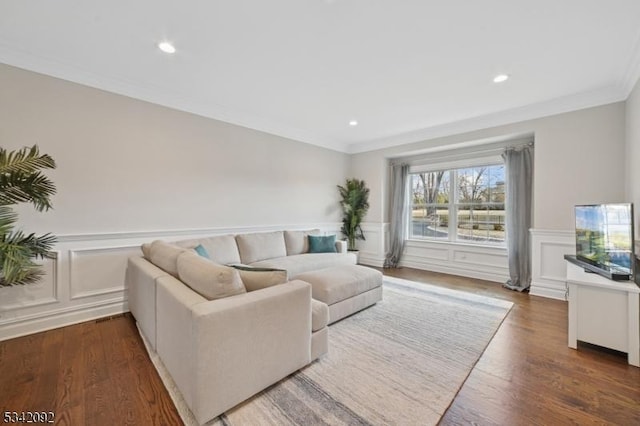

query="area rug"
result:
[141,276,513,426]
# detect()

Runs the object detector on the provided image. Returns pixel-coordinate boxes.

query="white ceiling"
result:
[2,0,640,153]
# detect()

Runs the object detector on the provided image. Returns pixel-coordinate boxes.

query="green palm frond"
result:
[0,145,57,287]
[0,145,56,211]
[0,228,56,287]
[0,206,18,236]
[0,171,56,210]
[0,145,55,176]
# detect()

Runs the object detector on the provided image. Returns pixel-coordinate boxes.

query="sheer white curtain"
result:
[384,164,409,268]
[502,145,533,291]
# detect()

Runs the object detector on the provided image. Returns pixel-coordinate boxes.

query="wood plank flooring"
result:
[0,313,182,425]
[382,268,640,426]
[1,267,638,425]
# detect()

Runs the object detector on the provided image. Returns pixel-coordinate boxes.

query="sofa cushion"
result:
[230,265,288,292]
[250,252,357,278]
[176,252,246,300]
[236,231,287,264]
[199,235,242,264]
[311,299,329,332]
[284,229,321,255]
[296,265,383,305]
[308,235,338,253]
[174,235,242,265]
[148,240,188,277]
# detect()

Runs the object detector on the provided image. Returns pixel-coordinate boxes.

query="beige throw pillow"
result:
[148,240,188,277]
[177,252,246,300]
[230,265,288,292]
[141,242,152,259]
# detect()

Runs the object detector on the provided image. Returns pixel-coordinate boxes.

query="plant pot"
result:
[348,249,360,264]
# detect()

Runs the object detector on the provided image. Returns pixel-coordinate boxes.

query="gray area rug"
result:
[141,276,513,425]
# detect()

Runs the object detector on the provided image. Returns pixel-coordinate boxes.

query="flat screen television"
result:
[567,203,635,281]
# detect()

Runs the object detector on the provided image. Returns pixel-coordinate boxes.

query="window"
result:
[410,163,506,244]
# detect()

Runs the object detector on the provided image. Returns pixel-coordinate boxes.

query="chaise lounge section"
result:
[297,264,383,324]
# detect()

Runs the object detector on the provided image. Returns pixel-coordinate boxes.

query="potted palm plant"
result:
[337,178,370,253]
[0,145,57,287]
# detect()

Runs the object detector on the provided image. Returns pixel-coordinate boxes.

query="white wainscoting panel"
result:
[357,222,388,267]
[401,240,509,283]
[0,223,342,341]
[530,228,574,300]
[70,245,142,300]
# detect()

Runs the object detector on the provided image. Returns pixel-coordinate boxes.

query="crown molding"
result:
[0,43,349,153]
[346,86,627,154]
[1,42,635,157]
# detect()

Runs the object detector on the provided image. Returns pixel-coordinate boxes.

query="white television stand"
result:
[566,261,640,367]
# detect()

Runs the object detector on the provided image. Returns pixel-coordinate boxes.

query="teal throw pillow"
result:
[308,235,337,253]
[194,244,210,259]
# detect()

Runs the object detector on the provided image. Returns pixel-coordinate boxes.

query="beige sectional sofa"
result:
[174,229,358,277]
[126,229,369,424]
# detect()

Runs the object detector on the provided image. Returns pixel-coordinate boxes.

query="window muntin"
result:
[410,163,505,245]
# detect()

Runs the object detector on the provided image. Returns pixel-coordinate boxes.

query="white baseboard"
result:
[529,283,567,300]
[0,299,128,341]
[359,255,385,268]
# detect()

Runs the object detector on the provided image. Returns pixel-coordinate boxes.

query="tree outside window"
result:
[410,163,505,244]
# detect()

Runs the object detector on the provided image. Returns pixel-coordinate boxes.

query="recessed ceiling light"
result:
[493,74,509,83]
[349,120,358,126]
[158,41,176,54]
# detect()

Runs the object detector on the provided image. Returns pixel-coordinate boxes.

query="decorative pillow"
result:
[284,229,321,255]
[193,244,210,258]
[230,265,288,292]
[176,252,246,300]
[308,235,337,253]
[141,243,152,259]
[148,240,188,277]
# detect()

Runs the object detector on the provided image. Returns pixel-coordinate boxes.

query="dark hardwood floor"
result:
[382,269,640,426]
[0,313,181,425]
[1,267,639,425]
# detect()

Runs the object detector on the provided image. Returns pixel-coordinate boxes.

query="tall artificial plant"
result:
[0,145,57,287]
[337,178,370,251]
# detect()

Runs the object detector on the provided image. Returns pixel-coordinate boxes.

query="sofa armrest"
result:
[155,275,207,408]
[125,256,170,350]
[335,239,347,253]
[157,278,312,424]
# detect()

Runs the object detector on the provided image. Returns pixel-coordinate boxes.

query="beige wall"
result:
[351,102,627,231]
[0,62,627,236]
[0,64,349,235]
[626,77,640,236]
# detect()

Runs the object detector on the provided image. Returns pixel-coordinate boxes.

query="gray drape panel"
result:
[384,164,409,268]
[502,145,533,291]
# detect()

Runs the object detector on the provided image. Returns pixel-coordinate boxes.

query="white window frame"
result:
[408,155,506,247]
